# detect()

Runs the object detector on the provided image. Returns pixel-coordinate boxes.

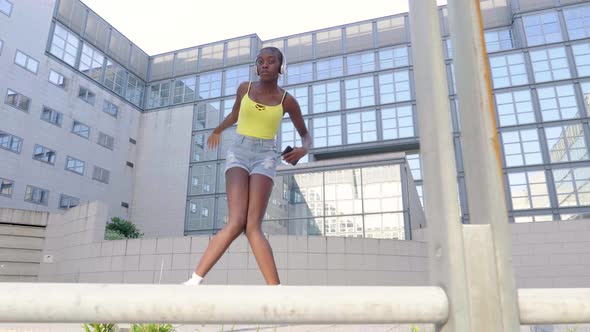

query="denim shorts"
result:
[225,133,280,180]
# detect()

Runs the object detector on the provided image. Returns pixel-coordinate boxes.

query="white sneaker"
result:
[182,272,203,285]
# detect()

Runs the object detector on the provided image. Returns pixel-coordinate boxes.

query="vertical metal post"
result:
[408,1,471,331]
[447,0,521,330]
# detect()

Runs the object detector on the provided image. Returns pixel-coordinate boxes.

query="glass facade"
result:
[45,0,590,229]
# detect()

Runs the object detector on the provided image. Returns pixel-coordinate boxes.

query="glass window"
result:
[379,70,411,104]
[406,153,422,181]
[125,74,144,107]
[448,63,456,94]
[41,106,63,127]
[571,43,590,77]
[545,124,588,163]
[0,177,13,197]
[313,115,341,147]
[33,144,56,165]
[147,81,170,108]
[65,156,85,175]
[0,0,12,16]
[495,89,536,127]
[97,132,114,150]
[14,50,39,74]
[199,43,224,72]
[174,48,198,77]
[316,57,344,80]
[537,84,579,122]
[48,70,66,88]
[0,130,22,153]
[59,194,80,209]
[563,6,590,40]
[501,129,543,167]
[507,171,550,210]
[102,100,118,118]
[316,28,343,58]
[49,24,79,66]
[24,185,49,205]
[489,53,528,88]
[346,22,374,53]
[189,163,217,195]
[324,169,363,216]
[376,16,406,47]
[104,60,127,95]
[347,51,375,75]
[225,38,250,66]
[514,215,553,223]
[346,110,377,144]
[224,66,249,96]
[286,86,308,115]
[192,130,217,162]
[92,166,110,184]
[5,89,30,112]
[280,120,309,164]
[187,197,215,231]
[523,12,563,46]
[286,63,313,85]
[345,76,375,109]
[312,82,340,113]
[484,29,513,53]
[378,46,409,69]
[529,46,570,83]
[78,87,95,105]
[78,43,104,82]
[286,34,313,63]
[173,76,196,104]
[72,120,90,139]
[553,166,590,207]
[362,165,403,213]
[194,100,221,130]
[198,71,222,99]
[381,105,414,139]
[580,82,590,114]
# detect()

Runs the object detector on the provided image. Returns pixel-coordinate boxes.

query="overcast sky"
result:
[80,0,447,55]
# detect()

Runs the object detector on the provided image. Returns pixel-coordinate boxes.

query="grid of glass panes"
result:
[553,167,590,207]
[495,89,536,126]
[286,86,308,115]
[347,51,375,75]
[489,53,529,88]
[50,24,79,66]
[378,46,409,69]
[507,171,551,210]
[79,43,105,82]
[345,76,375,108]
[544,123,588,163]
[316,57,344,80]
[147,82,170,108]
[484,29,513,52]
[563,5,590,40]
[312,82,340,113]
[313,115,341,147]
[522,12,563,47]
[224,66,249,96]
[571,43,590,77]
[537,84,579,121]
[346,110,377,144]
[286,63,313,85]
[173,76,196,104]
[501,129,543,167]
[381,105,414,139]
[379,70,411,104]
[529,46,570,83]
[280,119,309,164]
[198,72,222,99]
[194,100,221,130]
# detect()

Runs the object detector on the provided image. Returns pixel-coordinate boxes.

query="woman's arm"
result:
[283,94,312,165]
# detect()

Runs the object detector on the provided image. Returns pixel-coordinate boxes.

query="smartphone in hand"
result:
[281,145,298,165]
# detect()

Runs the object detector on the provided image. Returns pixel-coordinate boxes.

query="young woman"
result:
[183,47,311,285]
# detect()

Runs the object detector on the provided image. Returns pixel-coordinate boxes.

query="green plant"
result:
[82,323,118,332]
[105,217,143,240]
[131,323,175,332]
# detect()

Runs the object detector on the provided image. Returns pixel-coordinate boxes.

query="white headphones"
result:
[255,48,287,76]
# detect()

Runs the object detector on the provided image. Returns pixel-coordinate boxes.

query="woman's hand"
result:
[207,132,221,149]
[282,147,307,165]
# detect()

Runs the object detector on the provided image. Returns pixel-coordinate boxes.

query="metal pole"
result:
[447,0,521,330]
[0,283,449,324]
[408,1,472,331]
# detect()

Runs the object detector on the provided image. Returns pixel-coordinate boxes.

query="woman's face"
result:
[256,50,281,79]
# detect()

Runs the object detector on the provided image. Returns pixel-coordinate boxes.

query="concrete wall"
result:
[0,0,141,220]
[0,208,48,281]
[130,105,194,238]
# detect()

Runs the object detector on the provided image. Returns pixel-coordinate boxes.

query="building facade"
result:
[2,0,590,240]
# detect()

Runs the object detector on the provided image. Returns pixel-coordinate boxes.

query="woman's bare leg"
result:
[244,174,280,285]
[194,168,249,277]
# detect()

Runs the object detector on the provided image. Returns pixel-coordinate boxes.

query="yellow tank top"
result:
[236,82,286,139]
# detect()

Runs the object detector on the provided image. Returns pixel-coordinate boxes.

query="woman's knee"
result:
[226,220,246,236]
[245,223,263,239]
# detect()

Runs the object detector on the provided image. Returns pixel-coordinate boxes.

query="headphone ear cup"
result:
[255,66,259,76]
